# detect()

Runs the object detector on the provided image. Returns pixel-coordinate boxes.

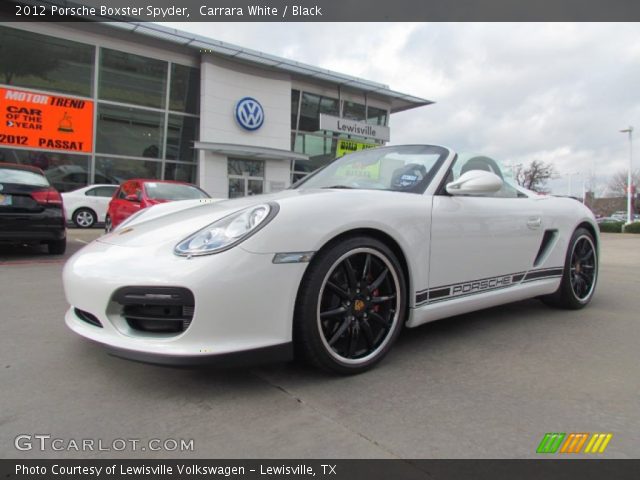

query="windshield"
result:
[144,182,209,201]
[0,167,49,186]
[295,145,449,193]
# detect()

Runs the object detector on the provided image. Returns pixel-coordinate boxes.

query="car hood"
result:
[96,188,411,249]
[97,189,358,248]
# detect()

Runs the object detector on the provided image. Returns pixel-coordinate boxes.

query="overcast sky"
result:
[163,22,638,196]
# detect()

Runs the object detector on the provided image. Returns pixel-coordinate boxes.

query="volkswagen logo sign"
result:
[235,97,264,131]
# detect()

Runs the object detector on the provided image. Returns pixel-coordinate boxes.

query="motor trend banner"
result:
[0,87,93,153]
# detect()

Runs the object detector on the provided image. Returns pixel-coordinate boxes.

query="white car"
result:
[61,184,118,228]
[63,145,599,374]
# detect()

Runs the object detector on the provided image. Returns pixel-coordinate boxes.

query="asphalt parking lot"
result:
[1,231,639,459]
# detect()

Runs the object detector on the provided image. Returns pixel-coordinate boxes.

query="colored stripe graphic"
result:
[584,433,613,453]
[537,433,565,453]
[560,433,589,453]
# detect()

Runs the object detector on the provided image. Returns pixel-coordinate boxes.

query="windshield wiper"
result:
[322,185,354,189]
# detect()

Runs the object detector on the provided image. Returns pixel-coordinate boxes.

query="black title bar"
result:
[2,0,640,22]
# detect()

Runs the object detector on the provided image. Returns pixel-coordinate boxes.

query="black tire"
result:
[47,237,67,255]
[105,215,112,233]
[72,208,97,228]
[294,235,407,374]
[542,227,598,309]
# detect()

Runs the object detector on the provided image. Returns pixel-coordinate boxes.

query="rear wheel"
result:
[294,236,406,374]
[542,227,597,309]
[105,215,113,233]
[47,238,66,255]
[73,208,97,228]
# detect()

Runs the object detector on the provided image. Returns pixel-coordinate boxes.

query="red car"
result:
[105,179,210,232]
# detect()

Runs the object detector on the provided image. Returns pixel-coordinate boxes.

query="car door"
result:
[91,186,117,222]
[427,155,545,303]
[110,181,136,226]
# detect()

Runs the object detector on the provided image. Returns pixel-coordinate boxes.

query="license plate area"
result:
[0,194,12,206]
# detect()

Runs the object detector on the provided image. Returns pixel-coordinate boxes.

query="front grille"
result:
[74,308,103,328]
[112,287,195,334]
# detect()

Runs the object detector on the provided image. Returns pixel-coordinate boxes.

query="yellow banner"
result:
[335,139,377,158]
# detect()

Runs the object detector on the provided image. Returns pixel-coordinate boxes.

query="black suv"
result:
[0,163,66,255]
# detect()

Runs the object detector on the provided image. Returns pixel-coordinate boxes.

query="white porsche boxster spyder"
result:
[63,145,599,374]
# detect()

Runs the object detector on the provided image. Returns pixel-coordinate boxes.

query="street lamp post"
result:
[620,126,634,225]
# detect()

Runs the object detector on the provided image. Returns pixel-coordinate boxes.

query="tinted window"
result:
[144,182,208,201]
[0,26,94,97]
[166,115,198,161]
[96,105,164,159]
[99,48,167,109]
[86,186,117,197]
[343,101,366,121]
[169,64,199,114]
[95,156,161,183]
[164,162,196,183]
[0,167,49,186]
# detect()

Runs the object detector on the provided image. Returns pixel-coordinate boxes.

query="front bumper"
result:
[63,238,309,363]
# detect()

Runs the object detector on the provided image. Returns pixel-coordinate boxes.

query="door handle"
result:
[527,217,542,229]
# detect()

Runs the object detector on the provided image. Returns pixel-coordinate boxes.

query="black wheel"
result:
[47,237,66,255]
[294,236,406,374]
[73,208,97,228]
[542,227,598,309]
[105,215,113,233]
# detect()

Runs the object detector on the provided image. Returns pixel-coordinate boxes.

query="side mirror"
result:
[125,193,140,202]
[446,170,503,196]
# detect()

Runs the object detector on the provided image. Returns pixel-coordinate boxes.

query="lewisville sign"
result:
[319,114,390,142]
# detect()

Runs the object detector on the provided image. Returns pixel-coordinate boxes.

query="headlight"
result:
[174,203,278,256]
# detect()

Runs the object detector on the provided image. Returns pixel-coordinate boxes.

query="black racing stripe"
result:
[414,267,564,306]
[524,268,564,281]
[429,287,451,299]
[415,291,429,304]
[427,283,515,304]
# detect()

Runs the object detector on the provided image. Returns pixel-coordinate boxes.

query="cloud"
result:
[162,22,639,195]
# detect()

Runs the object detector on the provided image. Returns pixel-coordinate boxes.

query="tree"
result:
[0,40,58,85]
[514,159,556,193]
[607,169,640,196]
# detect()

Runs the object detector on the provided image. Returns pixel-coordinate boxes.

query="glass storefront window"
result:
[298,92,339,132]
[291,89,300,129]
[166,115,198,162]
[170,64,199,114]
[95,156,161,183]
[0,147,90,192]
[0,26,94,97]
[164,162,197,184]
[99,48,168,109]
[96,104,164,159]
[367,106,388,126]
[343,100,366,121]
[227,159,265,177]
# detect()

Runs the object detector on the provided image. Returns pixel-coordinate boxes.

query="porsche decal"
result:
[415,267,564,306]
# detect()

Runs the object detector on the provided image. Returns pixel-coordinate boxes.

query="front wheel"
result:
[294,236,406,374]
[542,227,598,309]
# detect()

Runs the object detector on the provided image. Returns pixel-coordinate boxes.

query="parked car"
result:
[44,165,121,193]
[0,162,66,254]
[64,146,600,374]
[610,211,627,221]
[596,216,620,224]
[105,179,210,232]
[61,184,118,228]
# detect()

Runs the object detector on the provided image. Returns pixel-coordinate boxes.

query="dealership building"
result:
[0,22,431,197]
